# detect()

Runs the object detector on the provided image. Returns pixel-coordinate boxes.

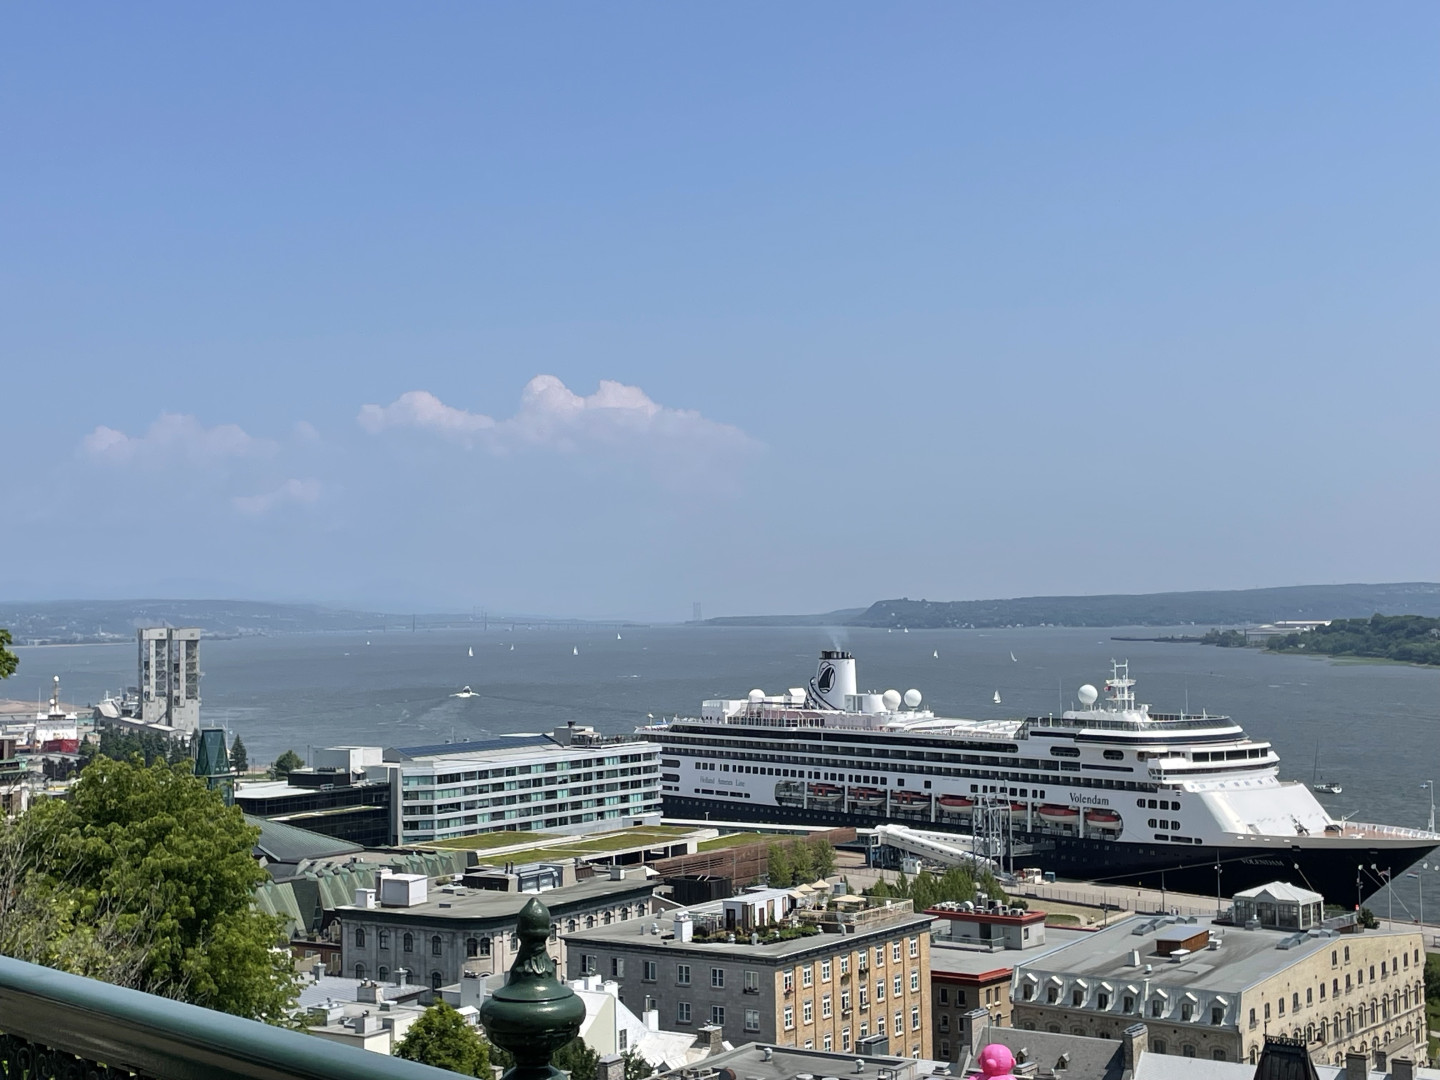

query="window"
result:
[875,947,885,967]
[876,1016,886,1037]
[1264,1003,1271,1021]
[840,956,850,976]
[939,988,949,1006]
[431,971,442,991]
[677,964,691,986]
[910,970,919,992]
[823,994,832,1019]
[403,932,414,952]
[892,942,902,963]
[909,937,919,959]
[354,963,365,979]
[940,1041,950,1060]
[710,1006,725,1026]
[1072,990,1084,1007]
[1123,995,1133,1013]
[677,1002,691,1024]
[711,967,725,989]
[1182,1002,1194,1021]
[1212,1050,1226,1061]
[377,966,388,981]
[1153,1040,1167,1055]
[803,1000,813,1024]
[802,965,813,988]
[823,1034,833,1052]
[1211,1006,1224,1025]
[582,954,597,975]
[613,958,626,979]
[745,1009,760,1032]
[466,938,479,958]
[644,961,657,982]
[911,1006,920,1030]
[860,987,869,1009]
[821,960,832,982]
[355,928,366,947]
[843,1029,851,1053]
[1182,1044,1196,1058]
[876,979,885,1002]
[784,1005,794,1030]
[1344,947,1350,963]
[431,935,442,957]
[1047,987,1058,1004]
[959,989,969,1006]
[1152,999,1163,1018]
[783,971,794,993]
[939,1015,949,1033]
[842,990,851,1013]
[1098,993,1110,1010]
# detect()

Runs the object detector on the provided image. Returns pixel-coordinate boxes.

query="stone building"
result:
[564,894,933,1059]
[1008,882,1425,1069]
[339,865,659,993]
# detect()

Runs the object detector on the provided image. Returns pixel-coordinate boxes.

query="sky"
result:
[2,5,1437,620]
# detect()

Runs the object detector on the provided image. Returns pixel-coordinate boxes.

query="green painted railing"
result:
[0,955,454,1080]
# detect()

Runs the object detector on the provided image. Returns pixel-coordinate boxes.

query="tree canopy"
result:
[271,749,304,778]
[868,864,1009,911]
[230,734,250,772]
[0,628,17,680]
[0,755,298,1022]
[766,836,837,887]
[1269,614,1440,666]
[394,1003,492,1076]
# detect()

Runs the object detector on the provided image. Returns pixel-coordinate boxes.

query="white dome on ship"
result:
[1078,684,1099,705]
[882,689,902,711]
[903,688,922,708]
[748,688,765,703]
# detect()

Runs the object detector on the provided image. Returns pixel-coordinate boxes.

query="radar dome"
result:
[903,689,922,708]
[748,689,765,703]
[882,689,902,711]
[1078,684,1099,706]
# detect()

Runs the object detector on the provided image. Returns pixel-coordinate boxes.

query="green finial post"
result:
[480,897,585,1080]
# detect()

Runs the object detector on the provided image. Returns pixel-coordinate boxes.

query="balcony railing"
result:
[0,955,453,1080]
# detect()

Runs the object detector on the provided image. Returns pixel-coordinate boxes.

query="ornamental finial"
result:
[479,897,585,1080]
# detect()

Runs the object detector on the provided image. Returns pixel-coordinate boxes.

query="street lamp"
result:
[1422,781,1436,834]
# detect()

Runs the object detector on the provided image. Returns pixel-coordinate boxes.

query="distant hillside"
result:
[700,608,867,627]
[704,583,1440,629]
[856,583,1440,628]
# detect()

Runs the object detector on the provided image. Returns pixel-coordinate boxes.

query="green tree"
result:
[4,755,298,1021]
[809,836,836,877]
[622,1049,654,1080]
[271,749,304,779]
[553,1037,599,1080]
[788,838,816,883]
[230,735,249,773]
[1359,906,1380,929]
[767,842,794,887]
[0,628,17,680]
[394,1003,492,1076]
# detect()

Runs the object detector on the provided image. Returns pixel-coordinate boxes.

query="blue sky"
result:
[3,5,1437,620]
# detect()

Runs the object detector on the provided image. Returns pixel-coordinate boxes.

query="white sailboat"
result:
[1010,651,1017,663]
[468,646,473,658]
[452,685,477,699]
[509,644,514,651]
[932,650,939,659]
[573,646,579,656]
[993,690,1002,705]
[617,633,622,640]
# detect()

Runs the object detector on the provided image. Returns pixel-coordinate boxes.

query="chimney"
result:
[1375,1049,1387,1073]
[314,961,327,980]
[598,1055,626,1080]
[674,914,694,942]
[965,1007,990,1060]
[693,1024,724,1053]
[1345,1051,1368,1080]
[1121,1024,1147,1071]
[394,967,408,986]
[644,1008,659,1032]
[357,980,384,1004]
[1392,1057,1416,1080]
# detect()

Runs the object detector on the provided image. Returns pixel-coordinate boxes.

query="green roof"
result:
[246,814,363,864]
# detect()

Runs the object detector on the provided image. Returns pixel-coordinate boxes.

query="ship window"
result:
[1049,747,1080,758]
[1103,750,1124,761]
[1147,799,1157,809]
[1148,819,1157,828]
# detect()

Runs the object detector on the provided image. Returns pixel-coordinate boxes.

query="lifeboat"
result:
[1085,809,1122,830]
[938,795,974,813]
[1038,804,1081,824]
[775,781,806,807]
[892,791,931,807]
[807,783,842,803]
[849,787,885,808]
[1010,802,1029,820]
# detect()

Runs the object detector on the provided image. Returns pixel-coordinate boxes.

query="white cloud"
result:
[357,376,754,457]
[231,478,322,516]
[79,412,275,465]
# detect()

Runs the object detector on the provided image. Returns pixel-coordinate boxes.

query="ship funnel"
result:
[812,650,857,710]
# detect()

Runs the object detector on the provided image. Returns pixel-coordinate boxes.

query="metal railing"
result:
[0,955,453,1080]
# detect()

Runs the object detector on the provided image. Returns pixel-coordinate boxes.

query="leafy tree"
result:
[271,749,304,779]
[1359,906,1380,929]
[230,735,249,773]
[394,1003,492,1076]
[789,838,816,883]
[553,1037,599,1080]
[0,628,17,680]
[91,725,188,768]
[767,842,794,887]
[809,836,837,877]
[622,1049,654,1080]
[3,755,298,1021]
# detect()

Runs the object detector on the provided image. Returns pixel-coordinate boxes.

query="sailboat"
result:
[452,686,477,699]
[1311,744,1342,794]
[573,646,579,656]
[992,690,1002,705]
[468,646,473,658]
[617,633,622,640]
[1010,651,1017,663]
[932,650,939,659]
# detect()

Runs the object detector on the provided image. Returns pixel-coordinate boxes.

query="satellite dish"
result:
[748,689,765,703]
[1078,684,1099,706]
[882,689,902,711]
[903,689,922,709]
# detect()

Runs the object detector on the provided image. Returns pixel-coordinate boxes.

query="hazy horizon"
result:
[5,6,1437,622]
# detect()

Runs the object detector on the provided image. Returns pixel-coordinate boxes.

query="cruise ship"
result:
[643,650,1439,901]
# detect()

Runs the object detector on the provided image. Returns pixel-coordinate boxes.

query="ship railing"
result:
[1025,714,1237,734]
[0,954,452,1080]
[1338,822,1440,841]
